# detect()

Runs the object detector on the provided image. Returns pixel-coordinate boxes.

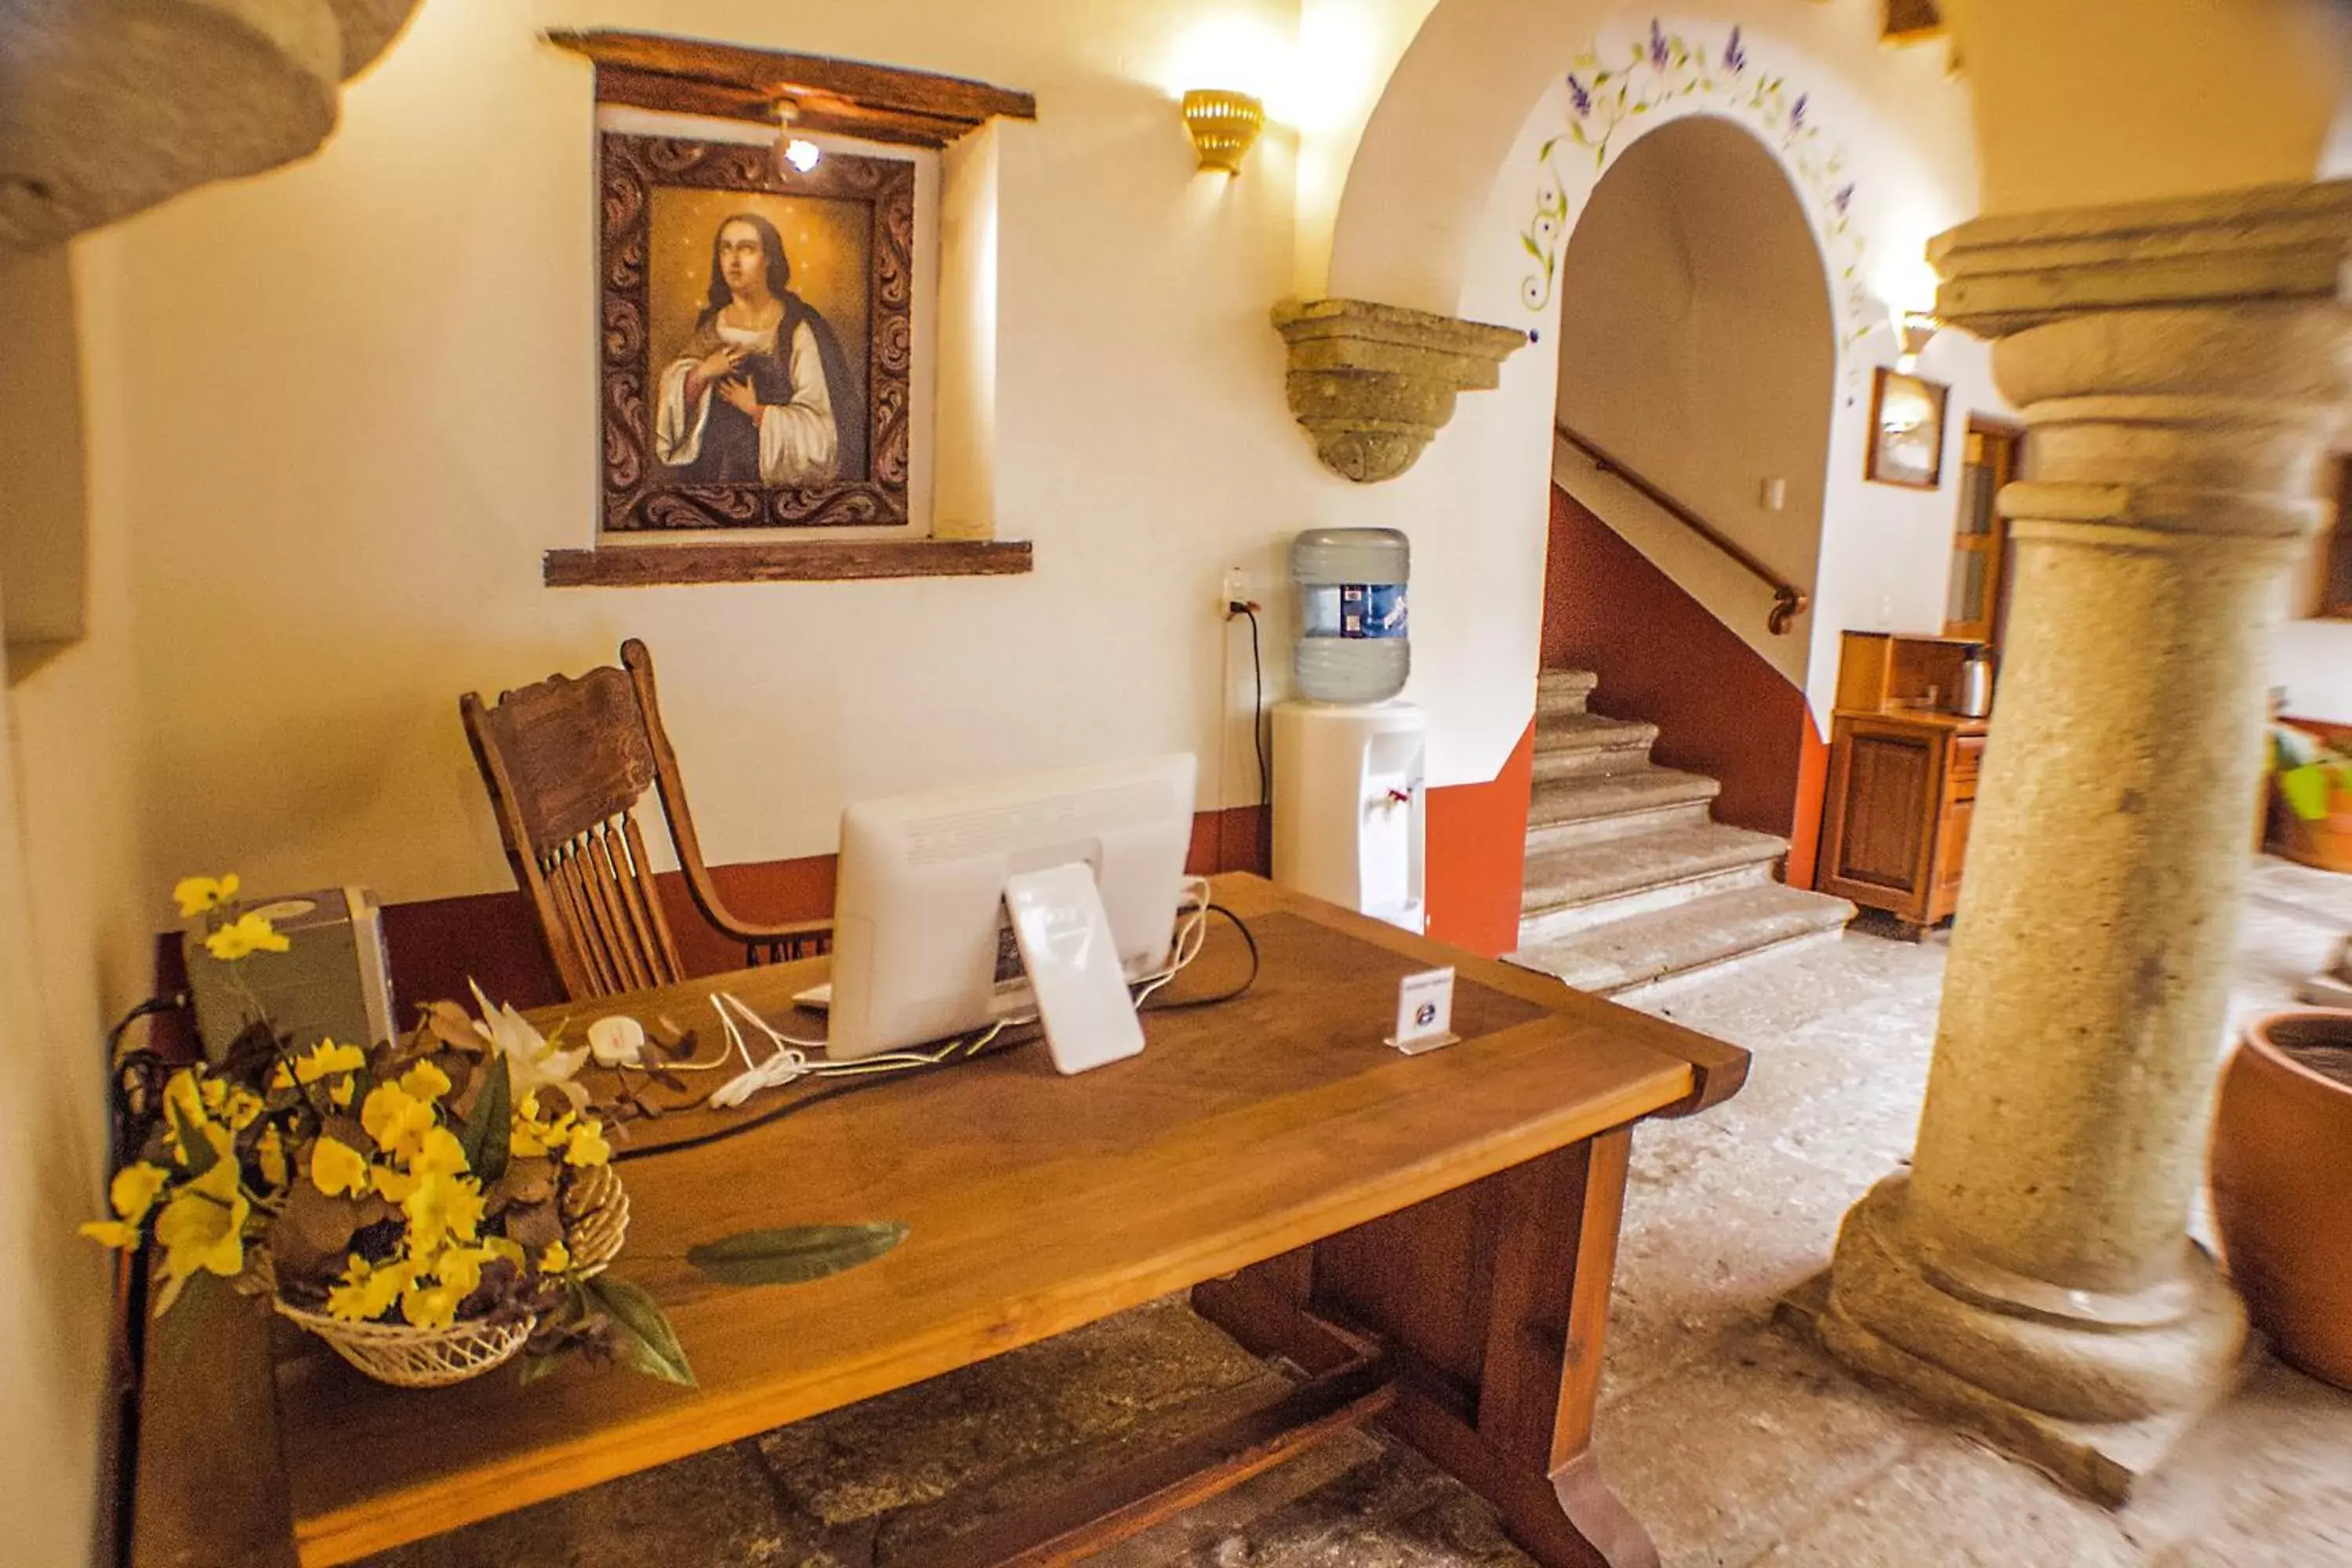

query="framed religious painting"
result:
[1864,366,1950,490]
[599,131,913,531]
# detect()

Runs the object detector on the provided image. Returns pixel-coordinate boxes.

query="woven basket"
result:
[561,1161,630,1279]
[277,1161,632,1388]
[275,1298,534,1387]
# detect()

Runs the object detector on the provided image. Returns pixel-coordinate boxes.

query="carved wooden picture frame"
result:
[599,132,914,532]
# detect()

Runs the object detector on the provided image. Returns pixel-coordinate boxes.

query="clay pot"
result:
[2209,1011,2352,1389]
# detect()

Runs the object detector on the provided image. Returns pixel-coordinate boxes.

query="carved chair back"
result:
[461,639,831,1003]
[461,658,685,1000]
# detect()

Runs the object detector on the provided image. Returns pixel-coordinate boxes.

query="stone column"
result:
[1823,181,2352,1501]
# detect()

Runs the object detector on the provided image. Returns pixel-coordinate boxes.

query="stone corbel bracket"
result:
[1273,299,1529,483]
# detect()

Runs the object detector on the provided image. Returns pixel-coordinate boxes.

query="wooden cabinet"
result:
[1817,633,1989,938]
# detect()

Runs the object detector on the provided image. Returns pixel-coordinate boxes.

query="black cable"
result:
[615,906,1261,1163]
[1240,607,1270,814]
[1139,903,1258,1011]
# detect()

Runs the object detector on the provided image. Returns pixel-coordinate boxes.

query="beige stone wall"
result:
[0,249,152,1568]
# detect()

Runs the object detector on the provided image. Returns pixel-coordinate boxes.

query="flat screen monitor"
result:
[826,753,1197,1060]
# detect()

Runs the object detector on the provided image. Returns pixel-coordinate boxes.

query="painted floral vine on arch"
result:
[1520,18,1872,350]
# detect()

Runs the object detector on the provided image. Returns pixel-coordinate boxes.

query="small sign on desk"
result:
[1386,966,1459,1054]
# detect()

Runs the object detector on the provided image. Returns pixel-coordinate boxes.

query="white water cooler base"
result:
[1271,700,1426,934]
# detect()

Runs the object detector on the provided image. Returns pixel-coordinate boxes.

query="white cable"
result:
[703,877,1217,1111]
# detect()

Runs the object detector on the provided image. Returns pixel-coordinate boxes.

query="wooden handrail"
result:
[1553,420,1809,635]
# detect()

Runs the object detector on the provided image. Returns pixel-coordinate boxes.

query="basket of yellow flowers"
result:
[85,879,682,1390]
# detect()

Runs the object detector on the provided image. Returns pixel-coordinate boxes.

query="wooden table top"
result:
[137,875,1745,1568]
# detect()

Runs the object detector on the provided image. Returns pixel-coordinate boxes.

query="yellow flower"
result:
[398,1060,452,1103]
[485,1236,528,1270]
[360,1082,436,1163]
[152,1157,248,1301]
[110,1163,170,1226]
[539,1241,572,1276]
[329,1079,354,1109]
[399,1278,466,1331]
[401,1169,485,1261]
[80,1220,143,1249]
[292,1040,368,1084]
[370,1163,418,1204]
[434,1244,498,1296]
[309,1136,372,1199]
[408,1126,470,1178]
[162,1069,209,1138]
[218,1086,263,1132]
[255,1125,289,1190]
[172,873,240,918]
[325,1255,412,1323]
[203,912,290,961]
[563,1120,612,1168]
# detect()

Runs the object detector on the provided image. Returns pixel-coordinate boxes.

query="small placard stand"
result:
[1004,864,1147,1075]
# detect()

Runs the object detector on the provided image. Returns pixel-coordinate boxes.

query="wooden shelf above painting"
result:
[545,31,1036,586]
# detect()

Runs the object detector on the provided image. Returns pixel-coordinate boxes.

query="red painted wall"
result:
[1425,721,1534,957]
[1541,486,1825,883]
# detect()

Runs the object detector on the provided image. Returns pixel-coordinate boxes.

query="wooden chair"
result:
[460,638,831,1001]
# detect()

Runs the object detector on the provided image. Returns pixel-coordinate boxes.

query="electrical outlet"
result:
[1221,567,1249,612]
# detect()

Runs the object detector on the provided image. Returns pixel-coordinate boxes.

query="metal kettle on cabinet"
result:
[1954,645,1994,718]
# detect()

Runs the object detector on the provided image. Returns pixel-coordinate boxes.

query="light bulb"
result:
[782,139,822,173]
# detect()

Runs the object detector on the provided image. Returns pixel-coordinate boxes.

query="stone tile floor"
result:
[366,858,2352,1567]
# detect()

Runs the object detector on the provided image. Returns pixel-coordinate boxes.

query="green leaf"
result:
[1519,231,1544,260]
[686,1222,908,1287]
[586,1275,694,1387]
[171,1101,218,1178]
[461,1054,512,1186]
[518,1351,561,1386]
[2281,763,2335,822]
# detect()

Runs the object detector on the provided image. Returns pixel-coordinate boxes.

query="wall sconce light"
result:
[1895,309,1940,372]
[1182,89,1265,174]
[781,138,822,173]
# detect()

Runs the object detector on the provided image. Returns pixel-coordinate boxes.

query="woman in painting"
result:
[655,212,864,486]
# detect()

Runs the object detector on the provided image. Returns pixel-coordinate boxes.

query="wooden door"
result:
[1943,421,2024,647]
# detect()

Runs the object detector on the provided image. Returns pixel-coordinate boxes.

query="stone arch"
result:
[1328,5,1966,358]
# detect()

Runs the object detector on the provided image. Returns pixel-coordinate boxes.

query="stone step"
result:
[1527,766,1719,830]
[1519,822,1791,938]
[1531,712,1659,782]
[1508,882,1856,997]
[1537,668,1599,717]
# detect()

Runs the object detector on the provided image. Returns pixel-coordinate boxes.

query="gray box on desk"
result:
[183,887,397,1064]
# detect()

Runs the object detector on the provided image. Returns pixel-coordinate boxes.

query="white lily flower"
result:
[469,980,591,1114]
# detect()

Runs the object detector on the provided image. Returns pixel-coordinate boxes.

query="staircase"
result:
[1508,670,1854,996]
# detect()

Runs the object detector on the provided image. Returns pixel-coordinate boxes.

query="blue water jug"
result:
[1292,528,1410,704]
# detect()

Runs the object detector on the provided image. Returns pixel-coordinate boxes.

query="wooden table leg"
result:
[1196,1128,1656,1568]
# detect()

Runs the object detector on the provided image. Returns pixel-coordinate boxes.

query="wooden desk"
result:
[129,875,1747,1568]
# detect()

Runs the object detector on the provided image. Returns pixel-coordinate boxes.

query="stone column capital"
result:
[1929,179,2352,339]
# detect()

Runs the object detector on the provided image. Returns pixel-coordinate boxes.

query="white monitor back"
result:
[827,753,1197,1059]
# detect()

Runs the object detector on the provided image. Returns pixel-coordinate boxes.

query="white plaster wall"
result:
[86,0,1324,905]
[75,0,2017,913]
[0,247,151,1568]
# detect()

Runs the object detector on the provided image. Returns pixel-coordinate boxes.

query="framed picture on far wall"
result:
[598,130,914,532]
[1865,366,1950,490]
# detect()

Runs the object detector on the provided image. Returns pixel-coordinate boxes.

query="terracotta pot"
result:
[2209,1011,2352,1389]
